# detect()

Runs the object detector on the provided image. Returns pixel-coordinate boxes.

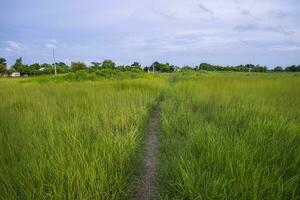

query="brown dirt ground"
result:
[135,107,161,200]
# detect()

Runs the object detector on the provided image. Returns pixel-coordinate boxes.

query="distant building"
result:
[11,72,21,77]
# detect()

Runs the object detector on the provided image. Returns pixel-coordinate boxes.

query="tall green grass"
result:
[159,74,300,199]
[0,77,164,199]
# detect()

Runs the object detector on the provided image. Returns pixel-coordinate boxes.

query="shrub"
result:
[96,69,120,78]
[87,73,97,81]
[75,70,88,80]
[64,72,76,81]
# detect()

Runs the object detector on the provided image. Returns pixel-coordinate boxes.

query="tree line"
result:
[0,57,299,76]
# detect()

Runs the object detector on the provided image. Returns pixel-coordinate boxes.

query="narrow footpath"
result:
[135,107,161,200]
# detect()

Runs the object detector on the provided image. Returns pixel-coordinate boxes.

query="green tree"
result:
[124,62,142,72]
[0,58,7,74]
[12,57,23,71]
[274,66,283,72]
[181,65,193,71]
[56,62,69,73]
[71,62,87,71]
[102,59,116,69]
[118,65,126,71]
[29,63,41,75]
[198,63,220,71]
[150,61,161,72]
[11,57,31,75]
[90,62,102,71]
[41,63,54,74]
[286,65,300,72]
[131,62,141,68]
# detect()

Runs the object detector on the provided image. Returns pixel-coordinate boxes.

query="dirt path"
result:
[135,107,161,200]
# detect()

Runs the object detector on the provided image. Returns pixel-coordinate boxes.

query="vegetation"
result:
[194,63,268,72]
[285,65,300,72]
[159,73,300,199]
[0,76,165,199]
[0,71,299,199]
[1,57,299,77]
[0,58,7,74]
[144,61,178,73]
[71,61,88,71]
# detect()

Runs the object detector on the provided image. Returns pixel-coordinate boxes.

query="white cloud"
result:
[48,39,57,44]
[272,45,300,52]
[4,48,13,52]
[1,0,299,67]
[6,40,26,50]
[45,43,57,49]
[45,39,58,49]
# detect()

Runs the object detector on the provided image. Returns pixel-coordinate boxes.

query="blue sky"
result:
[1,0,300,68]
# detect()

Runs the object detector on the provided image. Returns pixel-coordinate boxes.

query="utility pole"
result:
[152,62,155,74]
[153,64,155,73]
[52,49,57,75]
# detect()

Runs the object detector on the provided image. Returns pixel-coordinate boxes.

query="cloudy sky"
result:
[1,0,300,68]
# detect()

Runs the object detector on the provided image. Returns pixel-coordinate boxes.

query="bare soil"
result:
[135,107,161,200]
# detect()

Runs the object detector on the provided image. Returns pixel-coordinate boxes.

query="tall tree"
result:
[102,59,116,69]
[90,62,102,71]
[12,57,23,71]
[274,66,283,72]
[0,58,7,74]
[56,62,69,73]
[71,62,87,71]
[131,62,141,68]
[286,65,300,72]
[11,57,31,75]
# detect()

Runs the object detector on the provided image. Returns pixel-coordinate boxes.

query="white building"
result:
[11,72,21,77]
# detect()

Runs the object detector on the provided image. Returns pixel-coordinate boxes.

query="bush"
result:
[71,62,87,71]
[75,70,88,80]
[87,73,97,81]
[63,70,89,81]
[64,72,76,81]
[96,69,120,78]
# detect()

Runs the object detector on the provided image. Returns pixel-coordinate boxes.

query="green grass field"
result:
[0,77,165,199]
[0,72,299,200]
[159,73,300,199]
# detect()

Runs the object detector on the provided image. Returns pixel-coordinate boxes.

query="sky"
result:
[0,0,300,68]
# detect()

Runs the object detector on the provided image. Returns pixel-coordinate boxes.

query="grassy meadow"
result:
[0,77,165,199]
[0,72,300,200]
[159,73,300,199]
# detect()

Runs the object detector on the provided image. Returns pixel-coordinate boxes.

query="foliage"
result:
[5,58,65,76]
[0,57,7,74]
[71,61,87,71]
[159,74,300,199]
[144,61,176,73]
[0,72,299,199]
[102,59,116,69]
[74,70,88,80]
[2,56,300,77]
[11,57,29,75]
[285,65,300,72]
[87,72,97,80]
[0,77,165,199]
[274,66,283,72]
[195,63,268,72]
[181,65,193,71]
[56,62,69,73]
[131,62,142,69]
[63,70,90,81]
[90,62,102,71]
[96,69,120,78]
